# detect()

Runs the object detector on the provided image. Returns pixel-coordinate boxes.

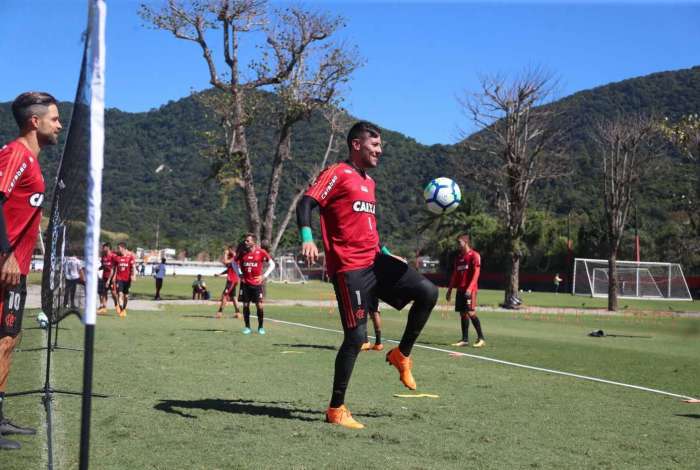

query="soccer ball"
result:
[423,177,461,214]
[36,312,49,329]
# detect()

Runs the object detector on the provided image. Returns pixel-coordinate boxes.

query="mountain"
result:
[1,66,698,274]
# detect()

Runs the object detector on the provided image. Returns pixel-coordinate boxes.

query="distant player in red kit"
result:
[236,234,275,335]
[98,242,117,314]
[297,121,438,429]
[214,245,241,319]
[446,234,484,348]
[0,92,61,450]
[110,242,135,318]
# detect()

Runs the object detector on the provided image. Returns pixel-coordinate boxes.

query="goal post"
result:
[269,255,307,284]
[573,258,692,301]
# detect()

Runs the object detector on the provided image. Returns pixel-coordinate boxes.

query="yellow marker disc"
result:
[393,393,439,398]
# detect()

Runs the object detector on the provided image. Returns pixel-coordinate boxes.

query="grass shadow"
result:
[154,398,318,422]
[182,328,228,333]
[273,343,337,351]
[154,398,391,422]
[675,414,700,419]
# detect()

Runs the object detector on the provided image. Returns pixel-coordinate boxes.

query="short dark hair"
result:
[346,121,381,151]
[244,233,256,242]
[458,233,471,245]
[12,92,58,129]
[161,257,166,263]
[102,242,111,249]
[118,242,127,248]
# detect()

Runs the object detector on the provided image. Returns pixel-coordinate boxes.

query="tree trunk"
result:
[504,235,521,305]
[232,93,261,241]
[262,121,293,248]
[607,248,618,311]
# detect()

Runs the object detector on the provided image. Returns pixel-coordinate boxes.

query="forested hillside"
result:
[1,66,698,274]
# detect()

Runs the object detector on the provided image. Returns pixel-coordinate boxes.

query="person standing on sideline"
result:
[110,242,135,317]
[98,242,117,314]
[360,296,383,351]
[63,253,85,309]
[236,234,275,335]
[154,257,166,300]
[297,121,438,429]
[214,245,241,319]
[0,92,61,450]
[446,234,484,348]
[553,273,562,294]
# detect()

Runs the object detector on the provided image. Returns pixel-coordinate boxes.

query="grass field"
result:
[5,285,700,469]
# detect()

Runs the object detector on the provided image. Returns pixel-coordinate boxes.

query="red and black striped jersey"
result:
[449,249,481,292]
[304,162,379,276]
[0,140,44,275]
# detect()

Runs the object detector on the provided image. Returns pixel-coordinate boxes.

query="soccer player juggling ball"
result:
[297,121,438,429]
[446,234,485,348]
[0,92,61,450]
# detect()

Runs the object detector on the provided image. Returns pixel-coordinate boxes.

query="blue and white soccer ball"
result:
[423,177,461,215]
[36,312,49,329]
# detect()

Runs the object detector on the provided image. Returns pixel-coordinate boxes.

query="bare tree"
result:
[592,114,659,311]
[140,1,359,253]
[459,69,567,307]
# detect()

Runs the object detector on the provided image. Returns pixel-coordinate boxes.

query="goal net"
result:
[573,258,692,300]
[269,255,307,284]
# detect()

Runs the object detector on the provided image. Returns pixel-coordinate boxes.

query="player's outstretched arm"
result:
[296,195,319,265]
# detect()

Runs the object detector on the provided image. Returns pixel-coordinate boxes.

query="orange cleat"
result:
[325,405,365,429]
[119,308,127,318]
[233,312,242,319]
[360,342,371,351]
[386,347,416,390]
[215,311,223,319]
[371,343,384,351]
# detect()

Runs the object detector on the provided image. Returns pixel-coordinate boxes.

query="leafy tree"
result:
[140,0,359,253]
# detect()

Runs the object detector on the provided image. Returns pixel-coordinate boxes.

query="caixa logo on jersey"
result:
[352,200,375,214]
[29,192,44,207]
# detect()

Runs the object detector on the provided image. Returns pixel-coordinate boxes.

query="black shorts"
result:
[117,280,131,294]
[223,281,238,298]
[0,276,27,338]
[98,278,109,296]
[455,289,477,313]
[332,254,426,331]
[238,283,263,303]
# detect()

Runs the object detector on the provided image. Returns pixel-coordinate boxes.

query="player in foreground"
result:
[446,234,484,348]
[236,234,275,334]
[214,245,241,319]
[110,242,135,318]
[98,242,117,314]
[0,92,61,450]
[297,121,438,429]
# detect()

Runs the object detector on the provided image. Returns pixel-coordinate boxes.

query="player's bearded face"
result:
[35,104,62,146]
[244,237,254,251]
[354,133,382,169]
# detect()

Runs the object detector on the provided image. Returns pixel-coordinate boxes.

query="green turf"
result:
[5,302,699,469]
[27,272,698,312]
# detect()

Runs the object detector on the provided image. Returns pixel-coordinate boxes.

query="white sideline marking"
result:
[265,316,698,401]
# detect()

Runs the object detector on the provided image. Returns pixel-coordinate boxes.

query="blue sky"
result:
[1,0,699,145]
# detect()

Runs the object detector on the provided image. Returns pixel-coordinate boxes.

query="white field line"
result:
[263,316,698,401]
